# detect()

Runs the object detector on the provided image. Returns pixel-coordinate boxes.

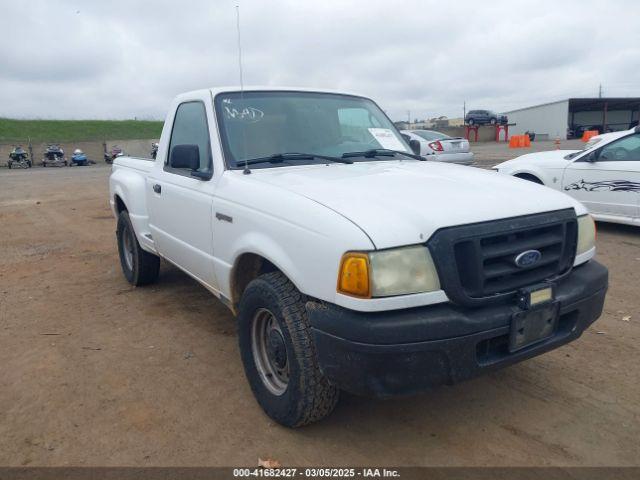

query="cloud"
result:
[0,0,639,120]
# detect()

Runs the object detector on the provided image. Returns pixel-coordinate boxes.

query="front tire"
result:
[116,211,160,286]
[238,272,339,427]
[467,119,474,126]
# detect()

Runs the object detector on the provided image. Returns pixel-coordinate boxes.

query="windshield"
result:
[214,91,411,169]
[564,139,600,160]
[412,130,449,141]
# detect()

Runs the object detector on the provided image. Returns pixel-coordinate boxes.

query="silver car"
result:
[401,129,474,165]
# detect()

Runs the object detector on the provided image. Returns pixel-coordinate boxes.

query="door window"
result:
[598,133,640,162]
[166,101,213,174]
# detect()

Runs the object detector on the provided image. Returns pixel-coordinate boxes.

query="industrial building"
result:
[504,97,640,140]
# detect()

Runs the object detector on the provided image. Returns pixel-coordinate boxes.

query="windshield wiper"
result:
[341,149,425,161]
[237,152,353,167]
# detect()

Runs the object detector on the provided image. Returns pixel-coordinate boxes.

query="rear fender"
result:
[109,166,156,253]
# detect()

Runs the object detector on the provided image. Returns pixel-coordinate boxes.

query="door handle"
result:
[153,184,161,194]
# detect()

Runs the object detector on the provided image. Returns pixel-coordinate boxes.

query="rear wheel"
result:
[116,211,160,286]
[238,272,339,427]
[490,118,497,125]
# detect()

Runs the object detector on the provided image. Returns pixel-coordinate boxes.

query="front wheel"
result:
[490,118,497,125]
[116,211,160,285]
[467,119,474,126]
[238,272,339,427]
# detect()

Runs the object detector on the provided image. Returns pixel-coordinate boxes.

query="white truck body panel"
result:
[110,87,594,313]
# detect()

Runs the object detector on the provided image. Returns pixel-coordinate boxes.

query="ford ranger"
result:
[109,87,608,427]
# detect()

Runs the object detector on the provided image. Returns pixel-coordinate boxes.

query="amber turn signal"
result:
[337,253,370,298]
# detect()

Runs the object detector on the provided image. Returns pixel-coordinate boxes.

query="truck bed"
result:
[113,156,155,173]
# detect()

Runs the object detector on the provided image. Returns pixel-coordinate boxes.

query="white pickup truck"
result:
[110,87,608,427]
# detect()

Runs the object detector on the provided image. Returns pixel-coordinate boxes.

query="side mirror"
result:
[584,151,597,163]
[170,144,200,170]
[409,139,422,156]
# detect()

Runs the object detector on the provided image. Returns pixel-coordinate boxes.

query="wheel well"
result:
[230,253,279,310]
[514,173,544,185]
[114,195,127,213]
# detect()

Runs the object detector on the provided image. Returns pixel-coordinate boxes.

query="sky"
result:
[1,0,639,122]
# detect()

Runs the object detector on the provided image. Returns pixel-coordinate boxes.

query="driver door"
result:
[561,132,640,220]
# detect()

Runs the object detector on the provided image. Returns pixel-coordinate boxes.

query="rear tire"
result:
[238,272,339,427]
[116,211,160,286]
[490,118,497,125]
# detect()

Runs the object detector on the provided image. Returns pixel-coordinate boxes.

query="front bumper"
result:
[306,260,608,397]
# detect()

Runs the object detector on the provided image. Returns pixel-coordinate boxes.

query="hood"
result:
[495,149,579,169]
[249,160,583,249]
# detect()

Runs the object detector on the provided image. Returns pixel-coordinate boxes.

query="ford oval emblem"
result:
[514,249,542,268]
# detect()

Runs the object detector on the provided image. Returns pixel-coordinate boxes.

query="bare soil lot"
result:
[1,148,639,466]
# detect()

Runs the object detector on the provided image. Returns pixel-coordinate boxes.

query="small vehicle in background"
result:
[70,149,90,166]
[8,145,32,169]
[104,145,124,164]
[401,129,474,165]
[42,144,67,167]
[151,142,159,159]
[465,110,508,126]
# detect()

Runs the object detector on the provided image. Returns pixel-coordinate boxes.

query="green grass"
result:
[0,118,164,143]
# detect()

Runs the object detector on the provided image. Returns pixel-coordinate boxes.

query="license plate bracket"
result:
[509,302,560,352]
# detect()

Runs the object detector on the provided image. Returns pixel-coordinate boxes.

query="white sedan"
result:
[401,130,474,165]
[494,127,640,226]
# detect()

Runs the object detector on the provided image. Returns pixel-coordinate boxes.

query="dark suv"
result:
[465,110,507,126]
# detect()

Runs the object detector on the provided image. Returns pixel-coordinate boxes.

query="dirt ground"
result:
[1,145,639,467]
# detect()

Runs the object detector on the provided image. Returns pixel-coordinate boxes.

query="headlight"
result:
[576,214,596,256]
[337,246,440,298]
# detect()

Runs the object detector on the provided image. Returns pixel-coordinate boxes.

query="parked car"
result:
[401,130,474,165]
[570,124,616,139]
[110,87,607,427]
[465,109,507,126]
[494,126,640,226]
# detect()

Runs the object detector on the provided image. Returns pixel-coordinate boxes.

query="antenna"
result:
[236,5,250,174]
[235,5,244,93]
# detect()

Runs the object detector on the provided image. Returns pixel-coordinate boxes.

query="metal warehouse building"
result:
[505,98,640,140]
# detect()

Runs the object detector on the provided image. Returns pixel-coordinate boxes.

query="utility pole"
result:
[598,84,602,98]
[463,101,466,121]
[407,110,411,124]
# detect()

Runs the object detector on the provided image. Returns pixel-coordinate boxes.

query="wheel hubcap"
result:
[122,226,134,271]
[251,308,289,395]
